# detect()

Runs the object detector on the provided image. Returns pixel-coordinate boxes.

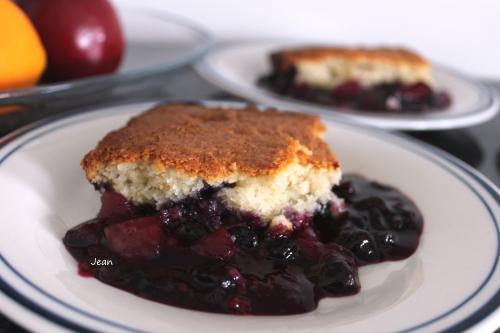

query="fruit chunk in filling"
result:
[63,174,423,315]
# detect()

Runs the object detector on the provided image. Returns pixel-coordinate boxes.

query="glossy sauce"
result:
[64,174,423,315]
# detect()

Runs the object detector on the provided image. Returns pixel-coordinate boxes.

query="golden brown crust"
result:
[82,104,339,181]
[271,46,429,72]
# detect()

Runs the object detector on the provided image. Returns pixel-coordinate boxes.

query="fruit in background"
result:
[0,0,46,90]
[17,0,125,82]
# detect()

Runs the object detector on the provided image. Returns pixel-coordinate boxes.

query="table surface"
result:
[0,68,499,332]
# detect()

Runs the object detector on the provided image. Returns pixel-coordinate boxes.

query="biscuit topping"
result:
[82,104,339,181]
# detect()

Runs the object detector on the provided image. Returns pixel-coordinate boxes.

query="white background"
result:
[130,0,500,80]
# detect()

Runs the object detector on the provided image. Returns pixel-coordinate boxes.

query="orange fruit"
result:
[0,0,46,90]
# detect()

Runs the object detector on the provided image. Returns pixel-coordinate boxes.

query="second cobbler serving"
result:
[259,46,451,112]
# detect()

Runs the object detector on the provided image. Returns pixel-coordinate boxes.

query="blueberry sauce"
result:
[258,70,451,112]
[63,175,423,315]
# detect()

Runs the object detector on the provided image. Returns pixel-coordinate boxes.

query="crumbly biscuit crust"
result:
[82,104,339,182]
[271,46,429,72]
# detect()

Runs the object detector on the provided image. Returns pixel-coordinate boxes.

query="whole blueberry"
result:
[160,204,184,229]
[267,238,298,261]
[333,181,355,199]
[337,228,380,264]
[316,261,360,295]
[229,227,259,250]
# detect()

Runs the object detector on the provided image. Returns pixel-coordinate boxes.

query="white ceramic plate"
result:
[196,41,499,130]
[0,101,499,333]
[0,0,212,106]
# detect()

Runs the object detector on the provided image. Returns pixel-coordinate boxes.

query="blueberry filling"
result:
[258,70,451,112]
[63,174,423,315]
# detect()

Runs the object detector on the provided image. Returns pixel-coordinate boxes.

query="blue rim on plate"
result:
[196,40,500,130]
[0,100,498,333]
[0,5,213,105]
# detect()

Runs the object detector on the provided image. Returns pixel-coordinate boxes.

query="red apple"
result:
[17,0,125,81]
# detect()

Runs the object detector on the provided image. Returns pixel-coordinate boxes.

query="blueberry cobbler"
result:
[63,103,423,315]
[259,47,451,112]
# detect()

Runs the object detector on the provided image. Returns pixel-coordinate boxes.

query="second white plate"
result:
[196,40,499,130]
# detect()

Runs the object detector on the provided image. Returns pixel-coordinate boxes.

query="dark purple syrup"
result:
[258,70,451,112]
[63,174,423,315]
